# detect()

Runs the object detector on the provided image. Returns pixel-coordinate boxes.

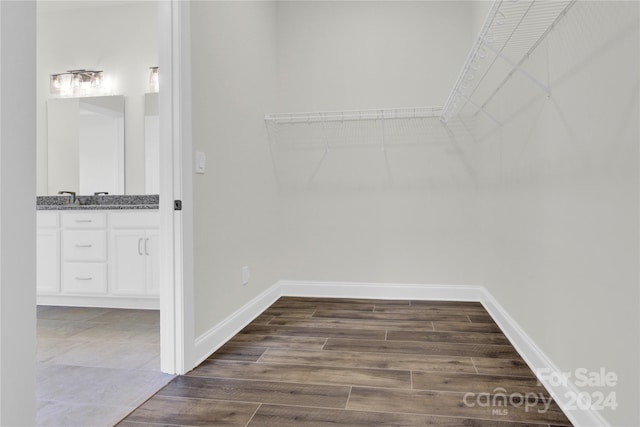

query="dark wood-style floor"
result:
[119,297,573,426]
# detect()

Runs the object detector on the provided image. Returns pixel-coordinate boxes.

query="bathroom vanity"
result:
[36,195,160,309]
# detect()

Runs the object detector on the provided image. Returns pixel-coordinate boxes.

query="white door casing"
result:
[158,0,194,375]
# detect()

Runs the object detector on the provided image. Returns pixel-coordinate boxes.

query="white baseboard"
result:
[480,291,609,427]
[278,280,485,301]
[192,283,282,367]
[192,280,605,427]
[37,294,159,310]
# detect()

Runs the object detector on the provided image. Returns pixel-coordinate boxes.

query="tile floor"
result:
[37,306,174,427]
[121,297,572,426]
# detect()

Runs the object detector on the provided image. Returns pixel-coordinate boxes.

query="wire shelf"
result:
[441,0,576,123]
[265,0,577,149]
[265,107,448,151]
[265,107,443,125]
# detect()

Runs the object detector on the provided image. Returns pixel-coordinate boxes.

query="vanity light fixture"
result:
[149,66,159,93]
[50,69,104,96]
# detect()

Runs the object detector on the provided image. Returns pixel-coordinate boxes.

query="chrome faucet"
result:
[58,191,77,204]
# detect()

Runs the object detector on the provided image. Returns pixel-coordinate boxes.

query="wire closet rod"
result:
[265,106,443,124]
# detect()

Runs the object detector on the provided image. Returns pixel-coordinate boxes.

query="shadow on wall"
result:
[476,1,639,144]
[451,0,640,190]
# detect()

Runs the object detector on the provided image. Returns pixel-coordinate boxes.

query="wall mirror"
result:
[47,95,125,195]
[144,93,160,194]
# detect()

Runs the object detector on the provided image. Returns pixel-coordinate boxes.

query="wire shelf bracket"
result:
[481,39,549,94]
[454,89,502,127]
[441,0,576,124]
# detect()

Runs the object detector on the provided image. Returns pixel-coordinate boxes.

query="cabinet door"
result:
[37,230,60,293]
[145,230,161,295]
[111,230,146,295]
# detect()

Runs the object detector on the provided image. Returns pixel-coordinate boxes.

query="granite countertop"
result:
[37,195,159,210]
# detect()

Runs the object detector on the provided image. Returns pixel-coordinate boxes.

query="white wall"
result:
[190,1,281,337]
[276,1,471,112]
[37,1,157,195]
[0,1,37,423]
[187,2,639,425]
[467,2,639,425]
[274,1,480,285]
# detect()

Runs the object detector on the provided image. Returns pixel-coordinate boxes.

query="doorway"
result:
[33,0,189,424]
[0,1,188,423]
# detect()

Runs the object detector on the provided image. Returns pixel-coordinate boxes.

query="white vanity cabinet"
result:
[110,211,160,297]
[36,209,159,308]
[36,212,60,294]
[61,212,108,295]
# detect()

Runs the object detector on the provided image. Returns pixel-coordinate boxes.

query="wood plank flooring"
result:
[119,297,573,427]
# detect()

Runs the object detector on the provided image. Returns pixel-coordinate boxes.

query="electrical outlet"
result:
[242,266,250,285]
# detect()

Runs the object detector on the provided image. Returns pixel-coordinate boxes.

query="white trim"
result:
[37,294,159,310]
[192,280,483,365]
[278,280,485,302]
[193,283,282,367]
[158,0,194,375]
[158,0,176,376]
[481,291,610,427]
[192,280,606,426]
[176,0,195,375]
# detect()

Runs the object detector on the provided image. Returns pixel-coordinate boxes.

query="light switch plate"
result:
[195,151,206,174]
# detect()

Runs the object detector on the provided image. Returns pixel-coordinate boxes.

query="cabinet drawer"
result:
[62,262,107,294]
[110,211,159,229]
[37,211,59,228]
[62,212,107,229]
[62,230,107,261]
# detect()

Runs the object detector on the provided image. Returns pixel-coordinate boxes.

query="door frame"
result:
[158,0,193,375]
